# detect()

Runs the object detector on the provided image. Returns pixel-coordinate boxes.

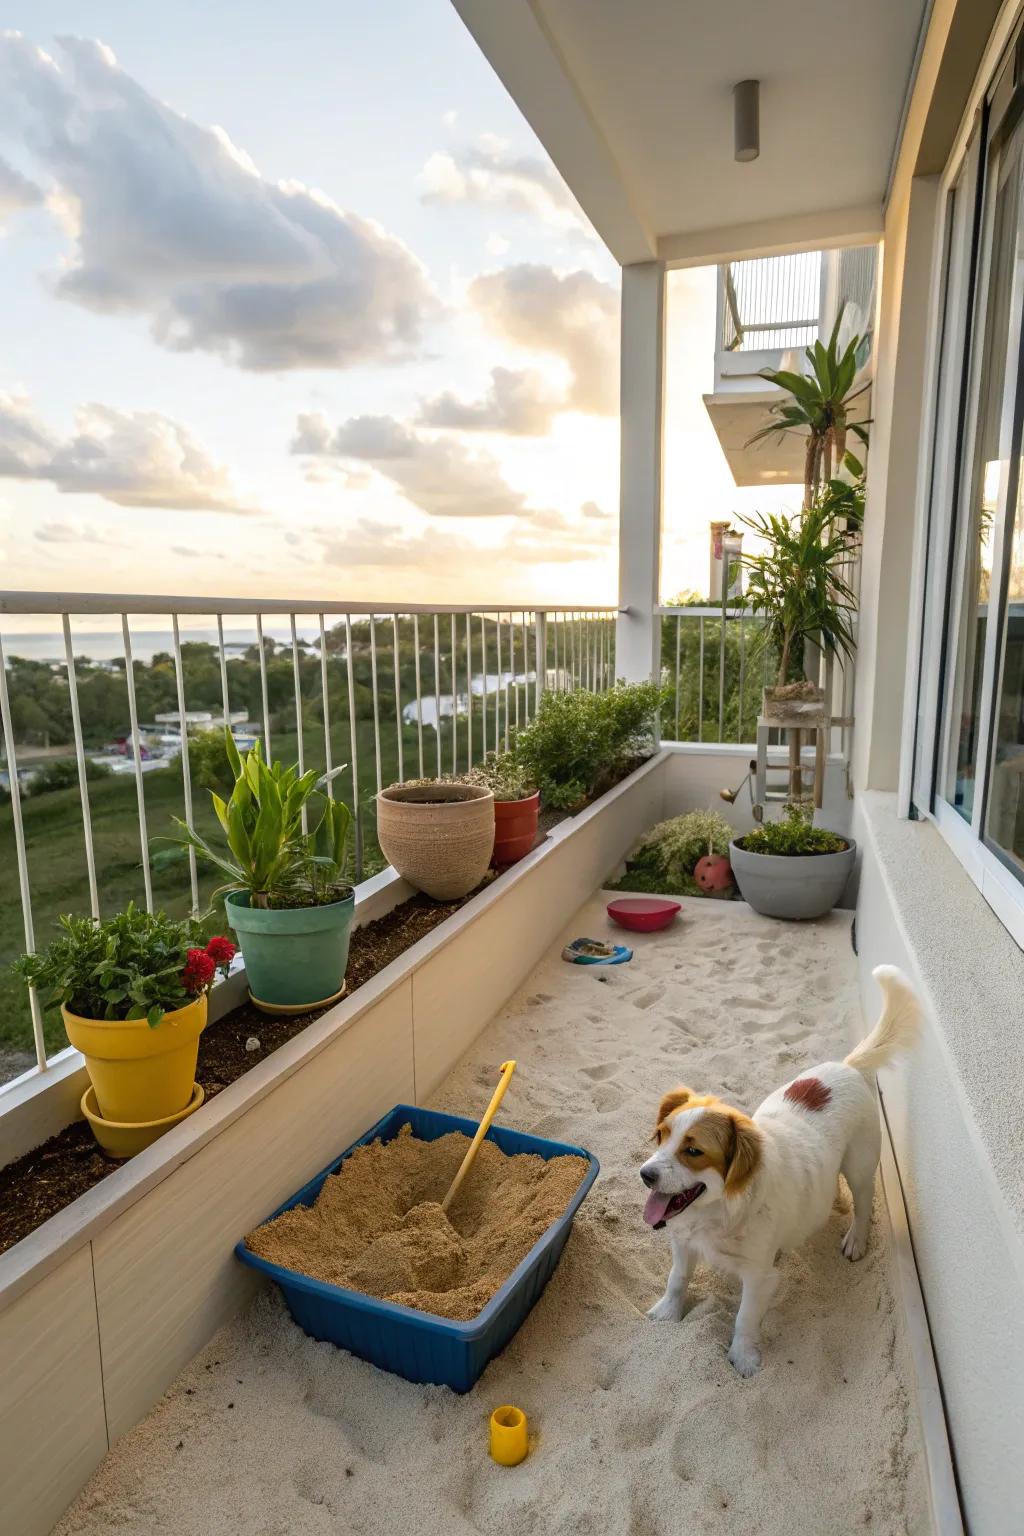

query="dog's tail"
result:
[844,965,921,1077]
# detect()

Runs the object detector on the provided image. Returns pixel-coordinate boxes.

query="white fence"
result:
[0,594,616,1083]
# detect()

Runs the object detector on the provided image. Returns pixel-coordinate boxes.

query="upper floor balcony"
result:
[704,246,877,487]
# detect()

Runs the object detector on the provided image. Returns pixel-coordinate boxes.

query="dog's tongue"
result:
[643,1190,673,1227]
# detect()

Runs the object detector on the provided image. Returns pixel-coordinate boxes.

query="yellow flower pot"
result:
[81,1081,206,1160]
[63,993,208,1126]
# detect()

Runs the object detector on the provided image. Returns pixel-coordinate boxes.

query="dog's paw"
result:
[647,1295,682,1322]
[841,1226,868,1262]
[727,1339,762,1377]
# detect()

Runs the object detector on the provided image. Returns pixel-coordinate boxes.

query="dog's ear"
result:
[724,1110,762,1195]
[653,1085,691,1140]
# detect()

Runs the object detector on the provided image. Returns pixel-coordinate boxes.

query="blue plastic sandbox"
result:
[236,1104,599,1393]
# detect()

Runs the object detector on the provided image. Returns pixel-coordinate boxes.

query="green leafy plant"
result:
[11,905,236,1026]
[512,682,660,811]
[736,801,847,857]
[169,731,352,908]
[461,753,537,802]
[737,501,858,687]
[745,307,870,506]
[628,809,734,890]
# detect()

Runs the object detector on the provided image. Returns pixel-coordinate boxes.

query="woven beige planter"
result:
[376,783,495,900]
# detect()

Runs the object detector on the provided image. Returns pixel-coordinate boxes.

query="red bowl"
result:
[606,897,681,932]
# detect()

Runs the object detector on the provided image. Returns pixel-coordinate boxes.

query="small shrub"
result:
[11,904,236,1026]
[461,753,537,802]
[513,682,660,811]
[737,802,847,857]
[630,809,735,889]
[26,758,111,797]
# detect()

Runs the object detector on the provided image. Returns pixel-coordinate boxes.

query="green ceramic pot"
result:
[225,889,355,1012]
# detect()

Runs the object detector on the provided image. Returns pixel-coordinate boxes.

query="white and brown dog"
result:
[641,965,920,1376]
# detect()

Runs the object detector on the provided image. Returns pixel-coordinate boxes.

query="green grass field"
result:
[0,700,511,1065]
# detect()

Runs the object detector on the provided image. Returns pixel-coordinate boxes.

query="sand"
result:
[53,895,930,1536]
[245,1125,588,1319]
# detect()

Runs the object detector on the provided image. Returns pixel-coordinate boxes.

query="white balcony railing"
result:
[0,594,616,1083]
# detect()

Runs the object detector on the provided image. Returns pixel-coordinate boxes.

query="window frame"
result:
[910,13,1024,953]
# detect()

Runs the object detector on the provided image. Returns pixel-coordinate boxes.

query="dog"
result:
[640,965,920,1376]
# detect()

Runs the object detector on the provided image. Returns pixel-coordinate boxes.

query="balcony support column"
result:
[616,261,666,687]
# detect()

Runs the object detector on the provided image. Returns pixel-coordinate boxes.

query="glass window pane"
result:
[986,473,1024,871]
[942,137,1024,821]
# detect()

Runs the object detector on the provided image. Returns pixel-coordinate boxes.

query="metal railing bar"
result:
[318,614,334,801]
[344,614,363,881]
[698,616,705,743]
[216,614,231,730]
[120,615,154,913]
[255,614,271,761]
[172,614,200,912]
[674,615,681,740]
[738,615,746,744]
[0,628,47,1070]
[495,613,503,755]
[391,614,404,785]
[62,614,100,921]
[465,612,473,771]
[369,614,383,795]
[521,611,530,725]
[289,614,308,833]
[433,613,442,778]
[479,613,487,763]
[511,617,519,729]
[413,613,424,779]
[450,613,457,775]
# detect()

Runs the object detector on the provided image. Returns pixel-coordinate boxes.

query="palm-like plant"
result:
[171,731,352,907]
[746,307,870,506]
[737,503,858,688]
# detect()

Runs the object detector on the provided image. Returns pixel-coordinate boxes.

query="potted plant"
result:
[512,681,660,812]
[172,732,355,1013]
[736,500,859,714]
[729,802,855,920]
[745,306,870,509]
[463,753,540,866]
[376,779,495,901]
[615,808,735,897]
[12,906,235,1153]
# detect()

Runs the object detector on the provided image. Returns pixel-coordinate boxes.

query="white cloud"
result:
[469,265,619,416]
[293,411,554,520]
[417,367,560,436]
[486,233,510,257]
[420,135,594,240]
[34,519,120,546]
[314,512,611,574]
[0,34,437,370]
[0,391,253,514]
[0,152,41,223]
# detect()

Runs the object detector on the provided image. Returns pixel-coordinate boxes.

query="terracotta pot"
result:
[376,783,495,900]
[493,790,541,866]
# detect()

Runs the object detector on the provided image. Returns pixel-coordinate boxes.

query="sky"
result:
[0,0,799,619]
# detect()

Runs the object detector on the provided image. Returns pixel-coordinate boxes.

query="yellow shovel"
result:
[441,1060,517,1214]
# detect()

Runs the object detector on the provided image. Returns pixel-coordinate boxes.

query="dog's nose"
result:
[640,1166,658,1188]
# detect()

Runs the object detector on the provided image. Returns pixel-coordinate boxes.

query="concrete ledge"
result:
[0,751,669,1536]
[853,790,1024,1534]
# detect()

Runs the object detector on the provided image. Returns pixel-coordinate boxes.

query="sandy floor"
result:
[55,895,929,1536]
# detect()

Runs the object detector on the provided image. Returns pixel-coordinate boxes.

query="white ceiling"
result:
[453,0,929,265]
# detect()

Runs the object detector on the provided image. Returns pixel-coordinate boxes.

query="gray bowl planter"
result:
[729,836,856,920]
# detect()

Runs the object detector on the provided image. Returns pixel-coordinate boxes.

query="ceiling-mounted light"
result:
[733,79,760,163]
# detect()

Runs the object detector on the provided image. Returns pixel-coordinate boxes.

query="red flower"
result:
[181,947,216,993]
[205,936,237,967]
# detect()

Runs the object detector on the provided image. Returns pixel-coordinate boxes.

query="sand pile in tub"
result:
[244,1124,588,1320]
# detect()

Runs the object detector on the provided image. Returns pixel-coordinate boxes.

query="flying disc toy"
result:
[561,937,632,965]
[606,897,681,933]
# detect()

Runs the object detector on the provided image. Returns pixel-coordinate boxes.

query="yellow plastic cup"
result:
[489,1404,528,1466]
